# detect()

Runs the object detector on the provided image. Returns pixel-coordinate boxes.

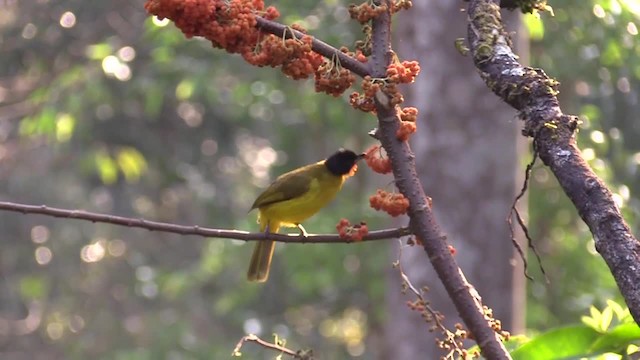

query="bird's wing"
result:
[250,164,318,210]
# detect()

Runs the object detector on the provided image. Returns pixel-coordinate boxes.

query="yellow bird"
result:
[247,149,364,282]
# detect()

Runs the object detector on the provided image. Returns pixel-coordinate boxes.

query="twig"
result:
[0,201,410,243]
[255,17,370,77]
[394,239,466,359]
[507,146,547,282]
[232,334,313,359]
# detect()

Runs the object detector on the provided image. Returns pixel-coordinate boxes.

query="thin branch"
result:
[0,201,409,243]
[232,334,313,359]
[394,239,470,358]
[255,17,371,77]
[467,0,640,324]
[368,0,510,358]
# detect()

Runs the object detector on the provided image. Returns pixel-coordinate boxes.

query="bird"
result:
[247,148,364,282]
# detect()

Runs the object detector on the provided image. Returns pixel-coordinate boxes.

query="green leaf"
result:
[95,150,118,185]
[19,107,57,137]
[116,147,148,183]
[55,113,75,142]
[85,43,113,60]
[602,41,623,66]
[590,322,640,353]
[19,275,49,300]
[600,306,614,332]
[511,325,601,360]
[524,13,545,40]
[606,299,627,322]
[144,86,164,116]
[175,79,195,100]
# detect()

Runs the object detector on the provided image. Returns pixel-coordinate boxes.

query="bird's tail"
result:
[247,220,279,282]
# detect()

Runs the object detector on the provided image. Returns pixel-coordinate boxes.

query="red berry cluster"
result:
[146,0,267,52]
[396,106,418,141]
[391,0,413,13]
[355,50,368,63]
[349,59,420,113]
[348,2,388,24]
[396,120,417,141]
[145,0,324,80]
[242,27,323,79]
[363,145,392,174]
[336,219,369,242]
[314,60,356,97]
[400,107,418,122]
[349,92,376,113]
[387,60,421,84]
[369,189,410,217]
[385,83,404,107]
[406,299,426,312]
[349,76,380,112]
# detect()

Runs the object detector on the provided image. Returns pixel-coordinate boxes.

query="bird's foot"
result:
[296,224,309,238]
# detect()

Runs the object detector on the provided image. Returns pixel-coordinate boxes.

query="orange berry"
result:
[396,121,417,141]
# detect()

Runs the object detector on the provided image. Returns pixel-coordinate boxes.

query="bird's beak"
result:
[357,153,366,161]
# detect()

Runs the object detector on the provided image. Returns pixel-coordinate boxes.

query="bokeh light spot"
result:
[31,225,50,244]
[80,240,106,263]
[22,23,37,39]
[35,246,52,265]
[59,11,76,28]
[243,318,263,335]
[152,16,170,27]
[118,46,136,62]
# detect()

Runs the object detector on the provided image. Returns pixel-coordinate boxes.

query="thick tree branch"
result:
[0,201,409,243]
[462,0,547,12]
[370,1,510,358]
[467,0,640,324]
[255,17,371,78]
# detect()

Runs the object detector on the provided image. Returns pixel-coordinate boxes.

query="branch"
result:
[0,201,409,243]
[255,17,370,77]
[467,0,640,324]
[462,0,547,12]
[232,334,313,359]
[369,1,510,358]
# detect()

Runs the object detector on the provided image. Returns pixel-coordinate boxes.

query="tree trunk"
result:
[385,3,527,358]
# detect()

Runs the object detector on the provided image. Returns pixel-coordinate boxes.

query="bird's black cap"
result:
[324,149,364,176]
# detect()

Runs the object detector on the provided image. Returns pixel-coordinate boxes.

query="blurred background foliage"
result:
[0,0,639,358]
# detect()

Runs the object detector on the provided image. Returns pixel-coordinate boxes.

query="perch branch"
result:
[0,201,409,243]
[467,0,640,323]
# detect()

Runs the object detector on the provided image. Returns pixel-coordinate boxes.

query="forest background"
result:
[1,0,639,358]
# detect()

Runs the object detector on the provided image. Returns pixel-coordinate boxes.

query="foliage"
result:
[0,0,381,358]
[511,300,640,359]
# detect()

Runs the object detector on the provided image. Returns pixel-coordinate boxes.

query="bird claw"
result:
[296,224,309,238]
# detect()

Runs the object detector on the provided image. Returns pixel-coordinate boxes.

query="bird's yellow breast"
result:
[258,174,346,228]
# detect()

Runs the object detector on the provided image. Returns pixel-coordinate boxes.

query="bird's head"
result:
[324,149,365,176]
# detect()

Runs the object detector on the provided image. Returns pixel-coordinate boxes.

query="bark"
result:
[467,0,640,324]
[385,2,526,358]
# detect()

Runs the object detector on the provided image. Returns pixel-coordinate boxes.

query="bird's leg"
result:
[264,222,271,236]
[296,224,308,238]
